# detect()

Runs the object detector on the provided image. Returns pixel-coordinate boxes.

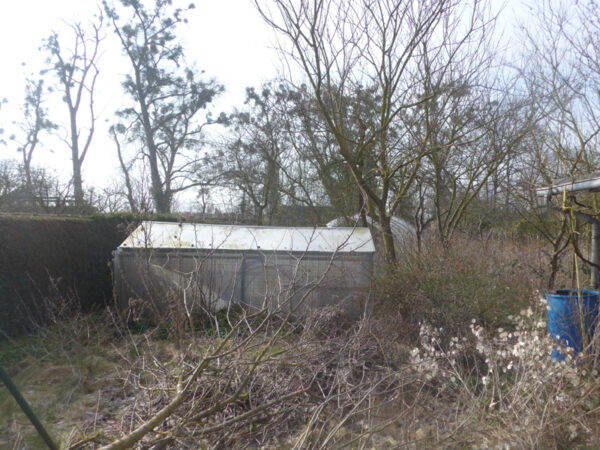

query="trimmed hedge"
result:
[0,214,132,337]
[0,211,308,337]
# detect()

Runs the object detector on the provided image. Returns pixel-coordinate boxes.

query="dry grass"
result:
[2,234,600,448]
[0,310,122,448]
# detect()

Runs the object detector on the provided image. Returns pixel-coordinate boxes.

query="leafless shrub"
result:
[406,297,600,448]
[7,230,600,449]
[83,309,419,449]
[376,232,553,344]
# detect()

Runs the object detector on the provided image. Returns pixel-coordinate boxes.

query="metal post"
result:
[240,253,245,304]
[0,361,58,450]
[592,220,600,289]
[571,211,600,289]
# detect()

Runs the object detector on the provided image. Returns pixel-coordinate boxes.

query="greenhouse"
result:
[113,222,375,318]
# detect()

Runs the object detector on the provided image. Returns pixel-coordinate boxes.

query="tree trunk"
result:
[153,190,171,214]
[256,206,264,225]
[22,156,33,199]
[72,159,84,208]
[136,83,169,214]
[69,105,85,208]
[358,191,368,227]
[379,213,396,264]
[113,129,138,213]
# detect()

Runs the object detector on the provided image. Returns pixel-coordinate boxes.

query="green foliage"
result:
[129,304,244,340]
[201,323,229,338]
[128,319,151,335]
[199,305,244,337]
[213,304,243,324]
[157,322,171,340]
[0,308,121,448]
[0,341,24,367]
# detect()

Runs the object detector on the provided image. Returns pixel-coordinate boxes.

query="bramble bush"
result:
[375,233,550,342]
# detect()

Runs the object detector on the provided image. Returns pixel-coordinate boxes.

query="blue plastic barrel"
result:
[546,289,599,359]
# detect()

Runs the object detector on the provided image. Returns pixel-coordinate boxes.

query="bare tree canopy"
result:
[44,11,104,209]
[254,0,498,261]
[10,78,57,206]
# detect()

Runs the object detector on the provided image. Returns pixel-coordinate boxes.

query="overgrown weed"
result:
[3,234,600,448]
[376,233,551,342]
[407,297,600,448]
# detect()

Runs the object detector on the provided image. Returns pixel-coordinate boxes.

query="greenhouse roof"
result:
[120,222,375,253]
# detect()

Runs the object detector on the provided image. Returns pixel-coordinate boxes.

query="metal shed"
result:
[113,222,375,319]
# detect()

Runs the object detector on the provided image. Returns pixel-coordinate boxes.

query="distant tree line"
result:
[2,0,600,263]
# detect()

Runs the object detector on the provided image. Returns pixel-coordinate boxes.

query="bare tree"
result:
[104,0,223,213]
[0,161,73,213]
[11,78,56,201]
[213,81,366,225]
[513,0,600,286]
[216,86,284,225]
[255,0,494,262]
[286,83,380,223]
[519,0,600,178]
[0,160,21,207]
[428,95,535,242]
[44,11,104,208]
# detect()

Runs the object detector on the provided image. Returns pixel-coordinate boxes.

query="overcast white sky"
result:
[0,0,527,204]
[0,0,282,191]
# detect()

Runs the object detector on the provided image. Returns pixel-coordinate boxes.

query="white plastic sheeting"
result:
[114,222,375,318]
[121,222,375,253]
[326,215,415,241]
